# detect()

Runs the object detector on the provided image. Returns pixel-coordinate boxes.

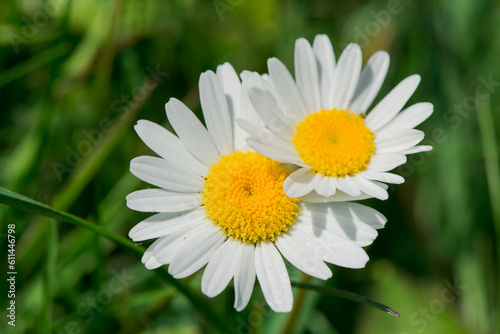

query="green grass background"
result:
[1,0,499,333]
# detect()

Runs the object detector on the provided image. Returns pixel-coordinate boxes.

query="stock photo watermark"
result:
[213,0,243,21]
[397,74,500,178]
[58,268,135,334]
[5,224,17,327]
[7,0,68,54]
[51,65,169,182]
[400,277,467,333]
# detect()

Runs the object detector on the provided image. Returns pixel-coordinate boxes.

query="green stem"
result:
[283,274,312,334]
[291,281,400,317]
[476,98,500,332]
[0,187,234,334]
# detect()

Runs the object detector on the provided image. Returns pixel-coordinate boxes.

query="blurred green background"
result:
[1,0,499,333]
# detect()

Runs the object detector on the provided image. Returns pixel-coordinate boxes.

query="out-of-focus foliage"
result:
[0,0,499,333]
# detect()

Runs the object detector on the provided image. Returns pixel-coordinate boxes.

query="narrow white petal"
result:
[151,223,199,264]
[144,256,162,269]
[142,237,165,268]
[368,153,407,172]
[283,168,318,198]
[129,208,203,242]
[349,51,390,114]
[168,223,226,279]
[135,120,208,176]
[166,98,219,166]
[301,189,376,203]
[291,222,369,268]
[234,242,256,311]
[254,242,293,312]
[329,43,362,110]
[126,189,201,213]
[335,177,362,197]
[312,34,336,110]
[130,156,204,192]
[365,75,421,131]
[298,203,379,246]
[248,87,296,137]
[237,71,265,149]
[351,175,389,200]
[202,239,240,297]
[329,202,387,230]
[216,62,241,121]
[295,38,321,112]
[375,129,425,154]
[361,170,405,184]
[246,138,306,167]
[376,102,433,135]
[268,57,308,119]
[315,176,337,197]
[275,233,332,279]
[400,145,433,154]
[200,71,234,155]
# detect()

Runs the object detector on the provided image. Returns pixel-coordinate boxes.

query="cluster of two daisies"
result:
[126,34,432,312]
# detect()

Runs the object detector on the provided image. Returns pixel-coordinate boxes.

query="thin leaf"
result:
[0,187,235,334]
[291,281,400,317]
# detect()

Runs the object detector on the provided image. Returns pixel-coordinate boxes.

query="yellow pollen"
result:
[201,151,300,243]
[293,109,375,177]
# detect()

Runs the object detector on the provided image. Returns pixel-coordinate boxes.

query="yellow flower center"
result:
[201,151,300,243]
[293,109,375,177]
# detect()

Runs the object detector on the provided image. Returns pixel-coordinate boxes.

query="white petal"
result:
[329,43,362,110]
[275,232,332,279]
[298,203,379,246]
[368,153,407,172]
[310,229,369,268]
[200,71,234,155]
[268,57,308,119]
[291,221,369,268]
[246,138,305,167]
[166,98,219,166]
[313,34,336,110]
[248,87,296,137]
[375,129,425,154]
[361,170,405,184]
[335,177,362,197]
[234,242,256,311]
[349,51,390,114]
[376,102,433,135]
[351,175,389,200]
[330,202,387,229]
[150,223,199,264]
[216,62,241,121]
[316,176,337,197]
[202,239,240,298]
[295,38,321,112]
[400,145,433,154]
[135,120,208,176]
[283,168,318,198]
[129,208,203,242]
[365,75,421,131]
[302,190,375,203]
[254,242,293,312]
[142,237,164,269]
[126,189,201,213]
[130,156,204,192]
[168,223,226,279]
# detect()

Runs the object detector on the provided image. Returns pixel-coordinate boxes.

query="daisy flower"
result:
[239,34,433,200]
[126,63,387,312]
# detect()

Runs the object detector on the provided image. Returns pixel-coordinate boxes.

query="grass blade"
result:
[0,187,235,334]
[291,281,400,317]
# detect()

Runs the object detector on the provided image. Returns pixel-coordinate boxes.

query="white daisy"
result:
[239,34,433,200]
[126,63,387,312]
